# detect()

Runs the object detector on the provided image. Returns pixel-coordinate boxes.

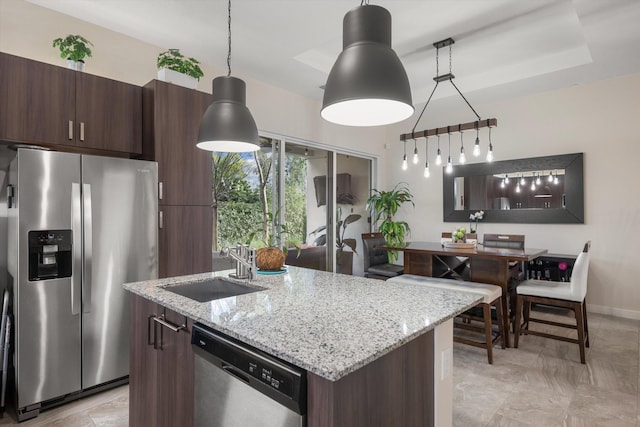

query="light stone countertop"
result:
[123,266,480,381]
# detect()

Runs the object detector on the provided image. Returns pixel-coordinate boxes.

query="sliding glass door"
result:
[212,133,376,275]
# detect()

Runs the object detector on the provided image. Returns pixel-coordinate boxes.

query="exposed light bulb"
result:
[486,143,494,162]
[435,148,442,166]
[445,156,453,173]
[424,162,430,178]
[504,174,510,184]
[402,139,408,170]
[554,175,559,185]
[459,147,466,164]
[520,175,526,185]
[548,171,554,182]
[530,181,536,191]
[473,128,480,157]
[500,179,505,188]
[516,184,521,193]
[412,148,419,164]
[535,174,541,185]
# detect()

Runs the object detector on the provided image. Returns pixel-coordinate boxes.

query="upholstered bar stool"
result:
[514,241,591,364]
[388,274,505,364]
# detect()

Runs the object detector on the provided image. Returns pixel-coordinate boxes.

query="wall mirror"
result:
[443,153,584,223]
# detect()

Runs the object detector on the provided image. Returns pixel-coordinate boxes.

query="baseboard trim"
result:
[587,304,640,321]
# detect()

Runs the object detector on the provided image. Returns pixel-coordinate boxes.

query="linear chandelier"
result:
[399,38,498,175]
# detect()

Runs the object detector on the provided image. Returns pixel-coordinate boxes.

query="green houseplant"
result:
[52,34,93,70]
[157,49,204,89]
[366,182,414,262]
[309,207,361,274]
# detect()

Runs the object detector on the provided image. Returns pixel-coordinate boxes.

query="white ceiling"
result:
[27,0,640,110]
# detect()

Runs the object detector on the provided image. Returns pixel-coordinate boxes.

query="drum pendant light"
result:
[197,0,259,152]
[321,3,414,127]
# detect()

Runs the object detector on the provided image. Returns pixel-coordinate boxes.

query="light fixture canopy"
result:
[197,0,259,152]
[197,76,259,152]
[321,4,414,126]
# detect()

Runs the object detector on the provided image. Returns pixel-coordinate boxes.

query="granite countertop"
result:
[123,267,480,381]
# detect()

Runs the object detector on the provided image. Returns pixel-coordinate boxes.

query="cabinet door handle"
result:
[153,314,185,333]
[68,120,73,140]
[80,122,85,141]
[159,211,163,229]
[147,314,157,348]
[158,182,163,200]
[152,314,185,351]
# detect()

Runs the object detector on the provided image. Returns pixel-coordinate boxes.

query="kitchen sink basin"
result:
[163,278,262,302]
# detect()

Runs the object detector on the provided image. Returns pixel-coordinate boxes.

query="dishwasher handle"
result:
[222,364,251,384]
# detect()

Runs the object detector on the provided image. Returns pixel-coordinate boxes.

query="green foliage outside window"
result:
[213,151,307,251]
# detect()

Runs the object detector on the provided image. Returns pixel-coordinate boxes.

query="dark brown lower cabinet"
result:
[159,205,212,278]
[129,293,194,427]
[307,330,435,427]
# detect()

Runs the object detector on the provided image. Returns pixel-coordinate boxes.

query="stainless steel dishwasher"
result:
[192,323,307,427]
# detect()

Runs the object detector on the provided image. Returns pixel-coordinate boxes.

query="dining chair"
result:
[388,274,505,364]
[483,233,526,326]
[514,241,591,363]
[361,233,404,280]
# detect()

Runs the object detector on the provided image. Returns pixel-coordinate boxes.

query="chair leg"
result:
[494,297,506,349]
[483,303,493,364]
[523,299,531,330]
[574,301,587,364]
[583,298,590,348]
[514,295,523,348]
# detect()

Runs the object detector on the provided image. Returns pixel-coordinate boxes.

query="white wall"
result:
[383,73,640,319]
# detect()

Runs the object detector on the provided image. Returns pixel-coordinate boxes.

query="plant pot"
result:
[157,68,197,90]
[66,59,85,72]
[256,247,285,271]
[336,251,353,275]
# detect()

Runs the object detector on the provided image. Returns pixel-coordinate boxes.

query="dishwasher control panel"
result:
[192,323,306,415]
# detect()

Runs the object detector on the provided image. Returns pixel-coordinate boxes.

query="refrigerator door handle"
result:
[71,183,82,315]
[83,183,93,313]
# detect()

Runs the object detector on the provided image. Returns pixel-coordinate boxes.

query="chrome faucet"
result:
[220,244,257,282]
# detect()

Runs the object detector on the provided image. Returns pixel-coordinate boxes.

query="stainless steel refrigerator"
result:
[6,148,158,421]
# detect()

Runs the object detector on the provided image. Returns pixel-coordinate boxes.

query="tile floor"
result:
[454,310,640,426]
[0,311,637,426]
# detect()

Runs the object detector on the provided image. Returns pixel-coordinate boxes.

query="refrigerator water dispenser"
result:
[28,230,72,281]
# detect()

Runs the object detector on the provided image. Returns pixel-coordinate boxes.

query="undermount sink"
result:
[163,278,262,302]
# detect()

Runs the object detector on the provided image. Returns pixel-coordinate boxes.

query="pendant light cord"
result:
[227,0,232,77]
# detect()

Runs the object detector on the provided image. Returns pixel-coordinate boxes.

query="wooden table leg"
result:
[469,258,511,348]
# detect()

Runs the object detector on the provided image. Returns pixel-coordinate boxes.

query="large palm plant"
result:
[366,183,414,262]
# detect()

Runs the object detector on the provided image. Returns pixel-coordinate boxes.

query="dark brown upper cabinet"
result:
[0,52,142,155]
[75,72,142,153]
[142,80,213,206]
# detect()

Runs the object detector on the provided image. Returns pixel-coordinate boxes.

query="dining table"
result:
[390,241,548,347]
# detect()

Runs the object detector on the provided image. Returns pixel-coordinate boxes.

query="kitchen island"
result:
[124,267,480,427]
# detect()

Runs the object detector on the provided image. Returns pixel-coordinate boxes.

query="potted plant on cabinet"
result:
[52,34,93,71]
[366,182,414,262]
[156,48,204,90]
[309,207,362,275]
